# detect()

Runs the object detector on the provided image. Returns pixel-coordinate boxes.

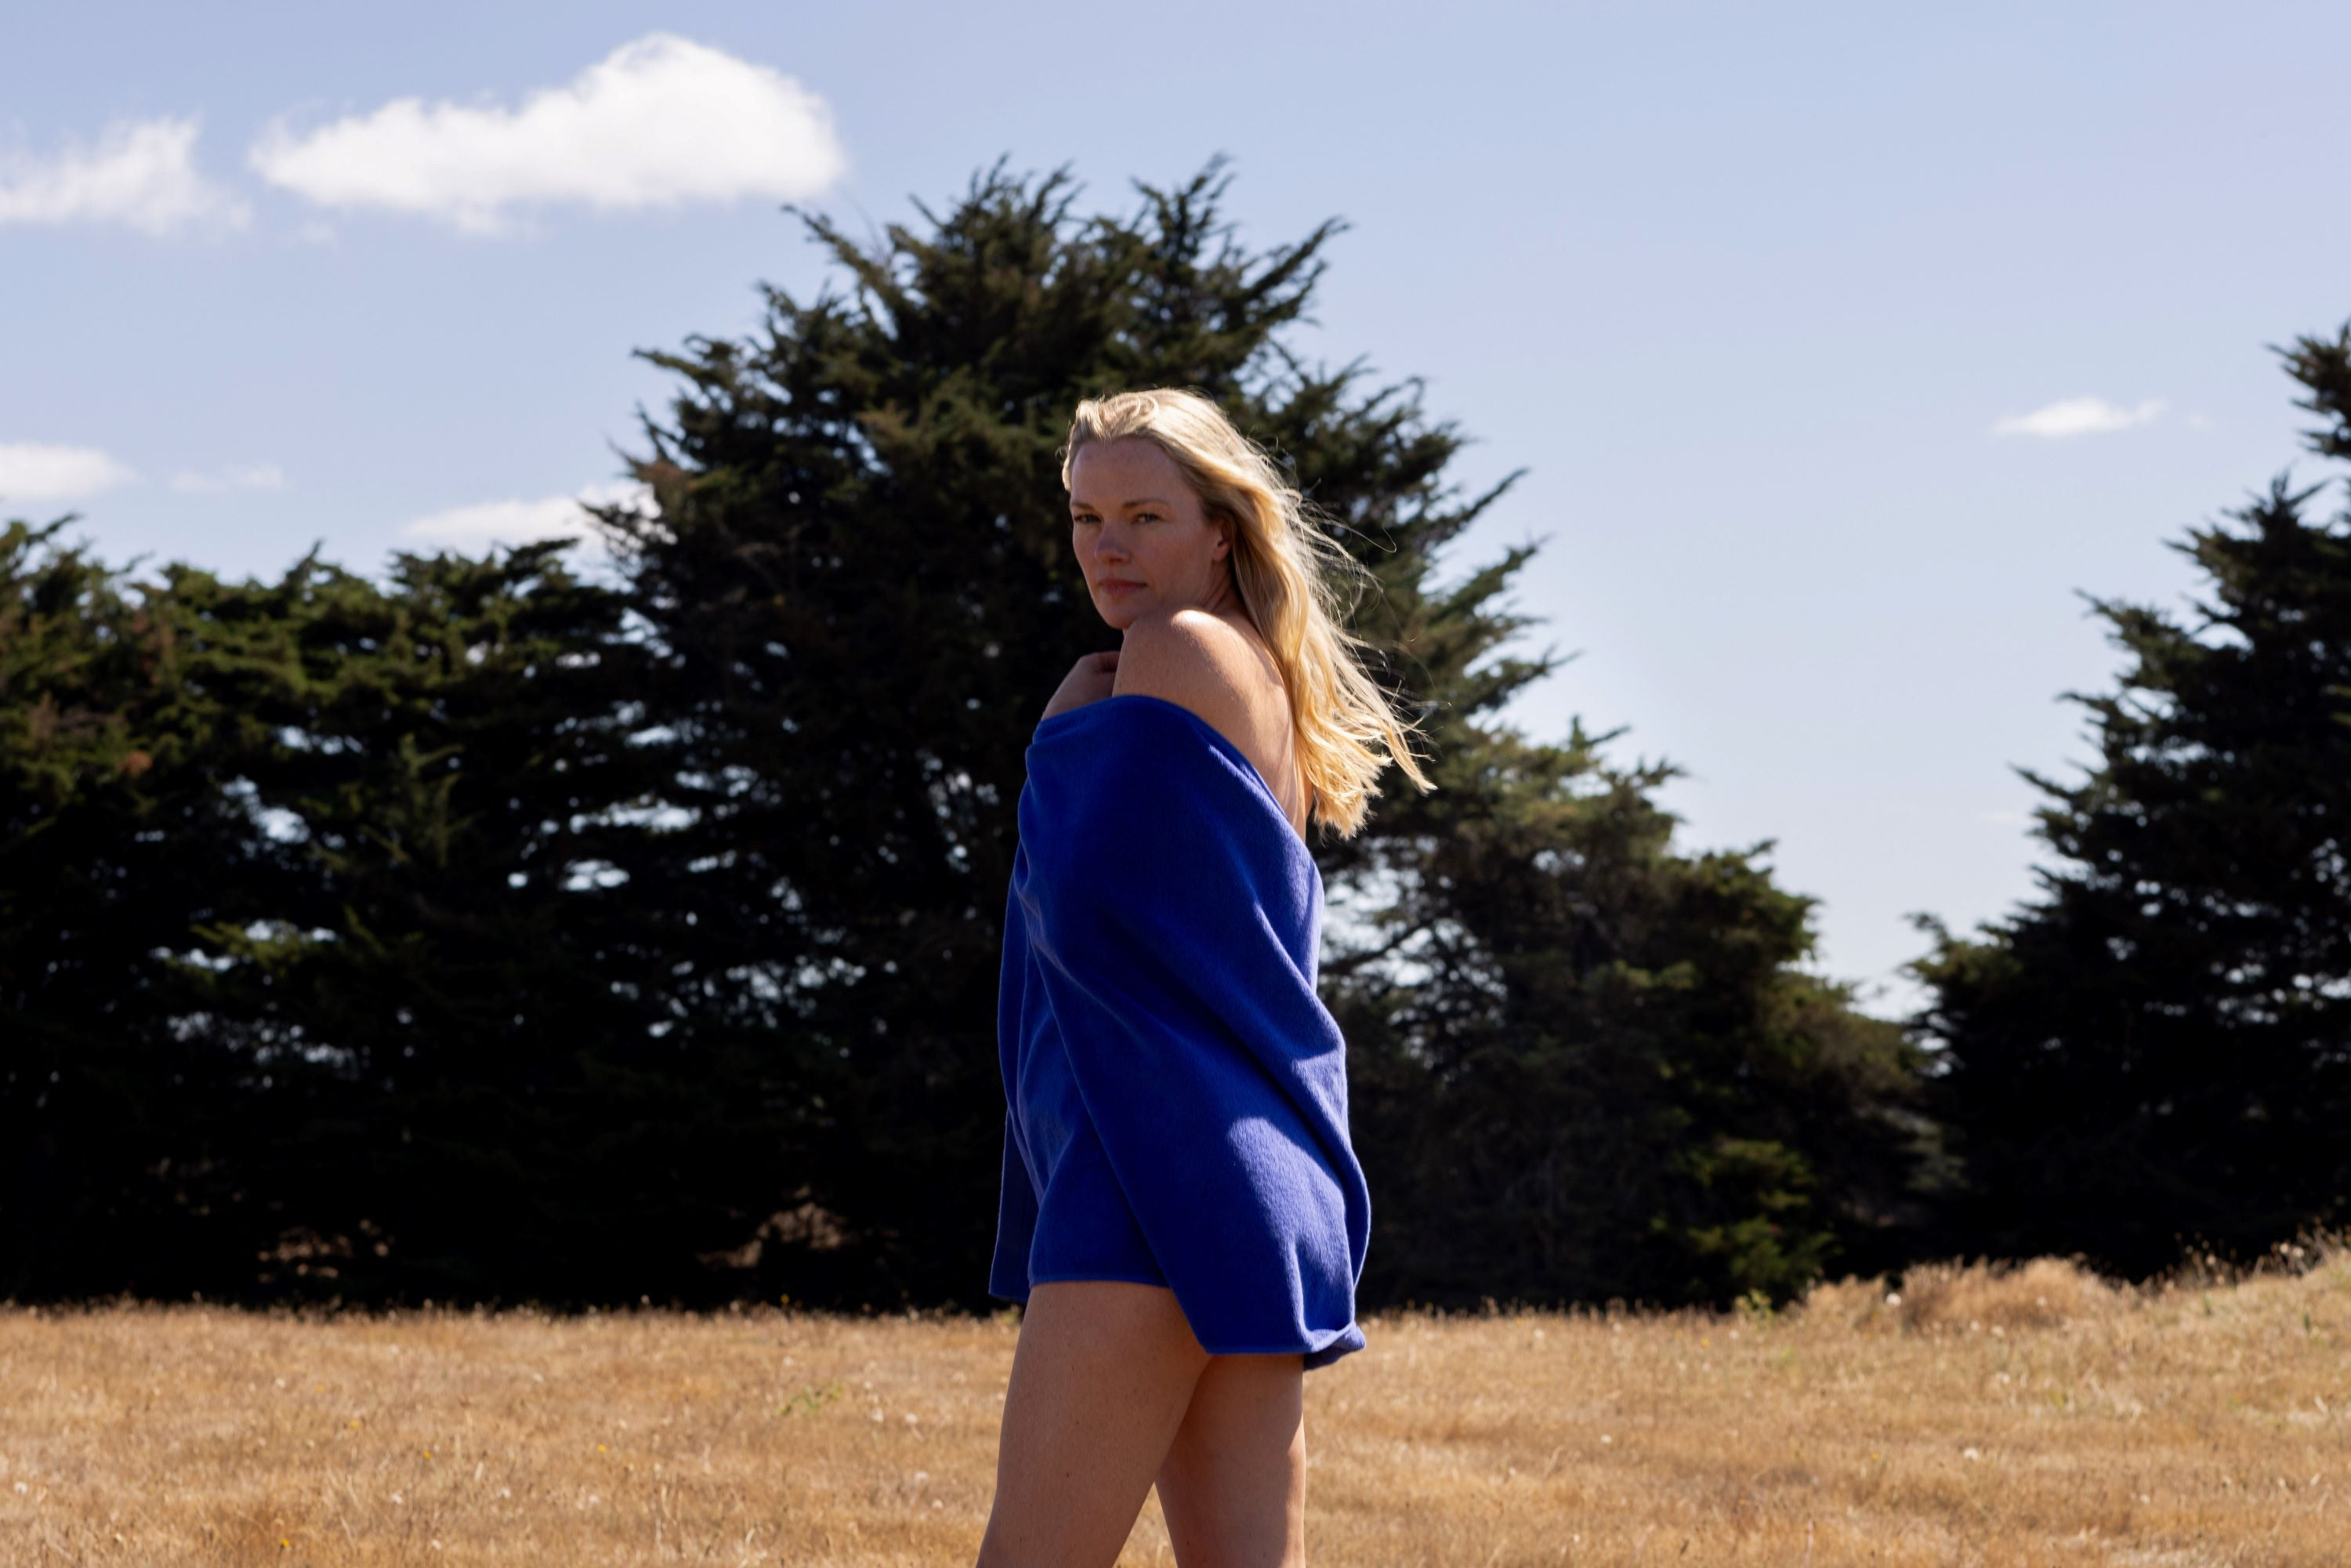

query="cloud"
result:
[1990,397,2168,440]
[170,462,288,494]
[0,117,250,235]
[249,33,846,234]
[0,443,139,502]
[397,480,654,552]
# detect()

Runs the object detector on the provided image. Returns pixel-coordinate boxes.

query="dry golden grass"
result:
[3,1242,2346,1566]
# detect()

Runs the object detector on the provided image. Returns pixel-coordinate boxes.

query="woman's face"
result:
[1067,436,1233,629]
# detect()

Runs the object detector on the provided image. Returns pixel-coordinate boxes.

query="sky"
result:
[7,2,2350,1024]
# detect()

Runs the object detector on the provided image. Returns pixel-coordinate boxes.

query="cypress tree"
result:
[0,517,270,1295]
[602,156,1929,1311]
[1910,323,2351,1271]
[3,156,1933,1309]
[169,541,728,1305]
[0,521,766,1305]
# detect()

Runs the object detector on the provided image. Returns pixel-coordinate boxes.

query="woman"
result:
[979,388,1435,1566]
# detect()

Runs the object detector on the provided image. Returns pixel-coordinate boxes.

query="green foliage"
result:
[592,156,1530,1307]
[605,155,1931,1311]
[0,521,798,1304]
[1334,719,1934,1308]
[1908,324,2351,1273]
[1,516,267,1295]
[2,155,1933,1311]
[157,540,774,1307]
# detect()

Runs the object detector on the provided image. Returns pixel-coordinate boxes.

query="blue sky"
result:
[8,2,2349,1022]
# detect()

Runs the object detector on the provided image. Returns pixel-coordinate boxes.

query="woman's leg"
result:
[976,1280,1212,1567]
[1152,1352,1307,1567]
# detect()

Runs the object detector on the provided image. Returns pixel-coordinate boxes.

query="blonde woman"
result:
[980,388,1435,1566]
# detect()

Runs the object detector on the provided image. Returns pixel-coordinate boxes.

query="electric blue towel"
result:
[987,693,1371,1371]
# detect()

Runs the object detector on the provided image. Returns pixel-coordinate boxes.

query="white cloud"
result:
[170,462,288,494]
[1990,397,2168,440]
[0,117,250,235]
[398,480,654,552]
[249,33,846,234]
[0,443,139,502]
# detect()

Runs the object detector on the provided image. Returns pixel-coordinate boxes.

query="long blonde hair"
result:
[1060,387,1437,839]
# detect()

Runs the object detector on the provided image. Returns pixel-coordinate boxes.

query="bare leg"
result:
[977,1280,1212,1567]
[1153,1352,1306,1567]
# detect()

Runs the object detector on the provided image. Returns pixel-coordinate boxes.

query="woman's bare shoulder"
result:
[1115,609,1257,733]
[1116,610,1303,823]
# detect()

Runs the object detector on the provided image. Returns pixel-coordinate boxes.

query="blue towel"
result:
[987,693,1371,1371]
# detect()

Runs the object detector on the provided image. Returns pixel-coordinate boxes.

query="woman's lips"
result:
[1099,580,1141,595]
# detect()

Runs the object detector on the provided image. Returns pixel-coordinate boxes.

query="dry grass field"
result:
[2,1243,2346,1566]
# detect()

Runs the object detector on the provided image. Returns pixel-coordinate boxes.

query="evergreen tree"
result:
[1908,324,2351,1272]
[164,540,742,1305]
[0,517,268,1295]
[0,520,783,1305]
[1335,719,1934,1307]
[4,155,1934,1310]
[602,156,1930,1311]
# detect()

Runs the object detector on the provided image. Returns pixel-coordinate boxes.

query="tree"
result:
[161,541,744,1306]
[1907,324,2351,1273]
[4,154,1933,1309]
[0,519,780,1305]
[1335,717,1936,1307]
[600,155,1931,1311]
[0,517,266,1296]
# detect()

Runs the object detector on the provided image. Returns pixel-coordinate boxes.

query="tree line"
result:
[5,157,2346,1313]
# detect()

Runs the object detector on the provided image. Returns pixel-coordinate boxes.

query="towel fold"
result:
[987,693,1371,1370]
